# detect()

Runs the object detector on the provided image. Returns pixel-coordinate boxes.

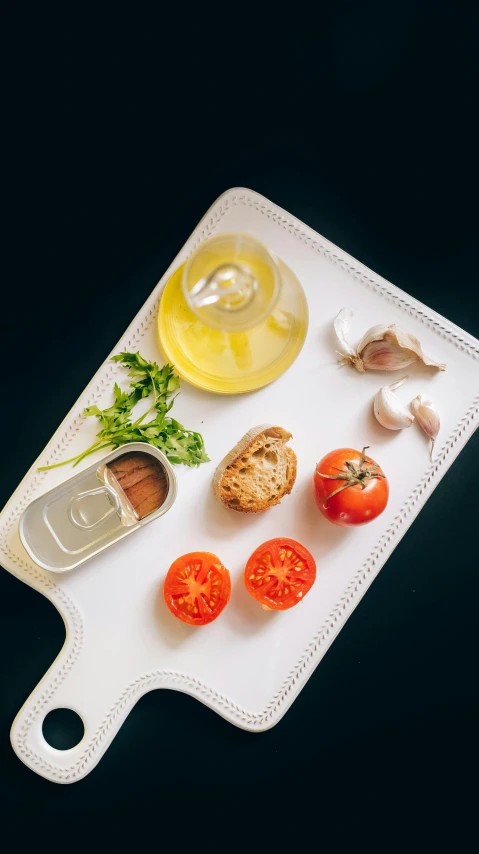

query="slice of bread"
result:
[213,424,297,513]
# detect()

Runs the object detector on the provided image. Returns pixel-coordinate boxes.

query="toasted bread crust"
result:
[213,425,297,513]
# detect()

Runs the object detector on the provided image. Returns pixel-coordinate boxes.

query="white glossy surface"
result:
[1,188,478,783]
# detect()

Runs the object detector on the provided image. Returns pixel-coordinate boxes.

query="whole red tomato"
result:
[313,446,388,527]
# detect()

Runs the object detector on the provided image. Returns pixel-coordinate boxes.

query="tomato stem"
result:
[318,446,386,505]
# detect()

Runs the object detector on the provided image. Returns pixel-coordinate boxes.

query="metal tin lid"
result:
[19,443,177,573]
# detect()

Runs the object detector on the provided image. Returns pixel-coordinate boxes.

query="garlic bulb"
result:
[374,377,415,430]
[334,308,446,373]
[411,395,440,459]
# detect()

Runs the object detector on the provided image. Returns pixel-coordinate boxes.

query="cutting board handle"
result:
[9,638,145,783]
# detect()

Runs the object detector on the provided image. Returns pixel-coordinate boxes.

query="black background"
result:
[2,1,478,827]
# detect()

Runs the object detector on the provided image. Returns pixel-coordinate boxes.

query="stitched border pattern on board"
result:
[1,191,478,782]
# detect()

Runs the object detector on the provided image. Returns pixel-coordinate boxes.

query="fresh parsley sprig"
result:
[38,352,209,471]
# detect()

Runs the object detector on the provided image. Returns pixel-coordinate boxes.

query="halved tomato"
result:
[164,552,231,626]
[244,538,316,611]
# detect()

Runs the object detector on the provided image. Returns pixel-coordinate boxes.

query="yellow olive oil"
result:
[158,261,308,394]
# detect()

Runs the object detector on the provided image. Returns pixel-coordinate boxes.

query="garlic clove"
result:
[333,308,447,373]
[360,329,421,372]
[359,325,446,373]
[374,376,415,430]
[334,307,356,358]
[411,395,440,459]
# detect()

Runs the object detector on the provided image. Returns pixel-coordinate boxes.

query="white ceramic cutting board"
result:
[1,188,478,783]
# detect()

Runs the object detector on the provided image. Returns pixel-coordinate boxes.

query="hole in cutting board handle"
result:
[42,709,85,750]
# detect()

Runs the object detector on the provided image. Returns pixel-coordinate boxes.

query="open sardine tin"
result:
[19,443,177,573]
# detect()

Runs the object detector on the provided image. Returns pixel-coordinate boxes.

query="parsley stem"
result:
[71,442,114,467]
[38,456,81,471]
[131,372,164,427]
[132,401,157,428]
[38,440,112,471]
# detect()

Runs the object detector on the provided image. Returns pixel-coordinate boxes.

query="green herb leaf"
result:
[38,353,209,471]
